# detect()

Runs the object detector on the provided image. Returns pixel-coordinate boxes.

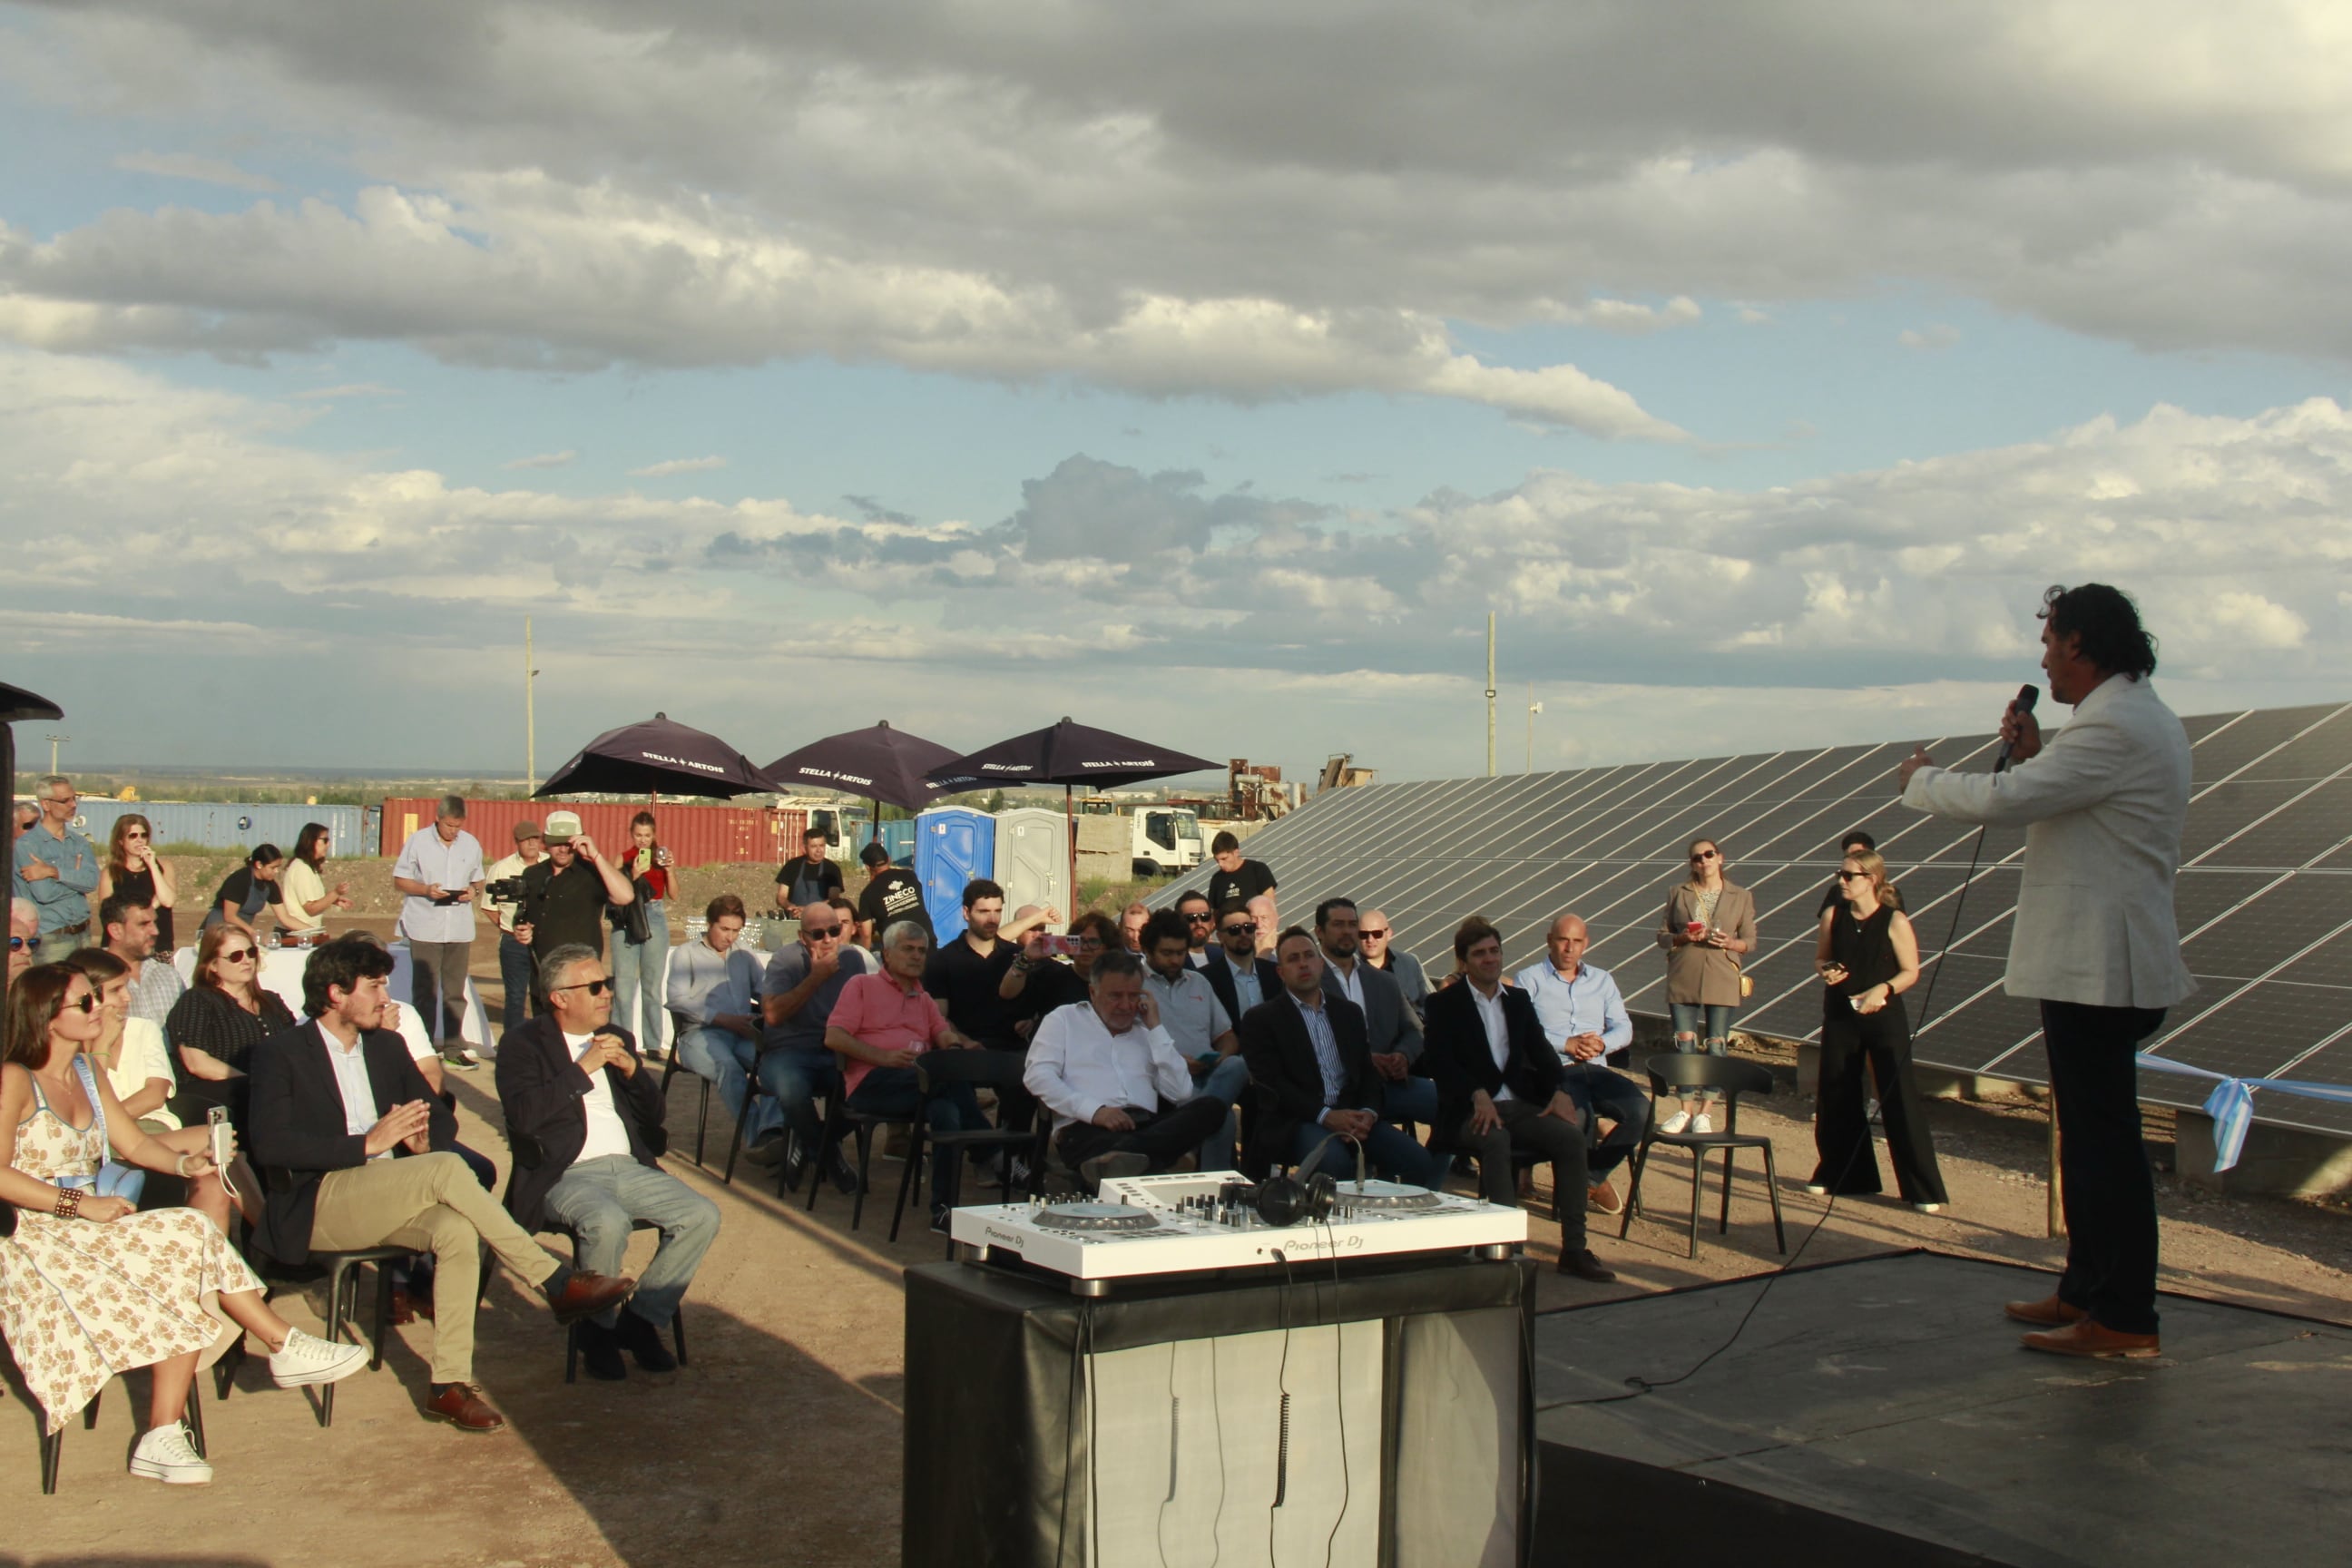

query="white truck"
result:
[1131,807,1204,877]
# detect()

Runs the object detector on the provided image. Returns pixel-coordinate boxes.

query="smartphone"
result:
[207,1106,240,1200]
[1035,933,1079,957]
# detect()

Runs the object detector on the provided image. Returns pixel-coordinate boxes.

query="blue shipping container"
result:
[857,820,916,867]
[916,807,995,943]
[65,801,371,859]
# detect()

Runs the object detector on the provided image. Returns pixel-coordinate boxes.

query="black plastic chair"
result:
[1617,1054,1787,1260]
[304,1244,409,1427]
[805,1055,914,1230]
[887,1050,1049,1250]
[658,1008,719,1169]
[505,1129,690,1380]
[31,1378,207,1495]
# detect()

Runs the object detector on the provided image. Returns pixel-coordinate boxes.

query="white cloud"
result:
[1898,324,1962,351]
[628,454,726,477]
[286,381,400,399]
[503,448,576,469]
[111,150,279,192]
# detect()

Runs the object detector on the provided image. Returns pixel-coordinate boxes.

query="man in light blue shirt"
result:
[392,796,486,1070]
[1514,913,1649,1212]
[13,776,101,962]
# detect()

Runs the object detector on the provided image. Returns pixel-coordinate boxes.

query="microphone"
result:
[1993,684,2040,774]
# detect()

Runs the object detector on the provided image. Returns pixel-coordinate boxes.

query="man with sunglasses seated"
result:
[1173,889,1219,968]
[497,944,721,1382]
[1199,899,1280,1025]
[248,936,638,1431]
[758,898,875,1193]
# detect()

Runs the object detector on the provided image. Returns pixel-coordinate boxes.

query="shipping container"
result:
[857,819,916,867]
[380,798,806,868]
[916,807,995,942]
[66,801,368,858]
[994,808,1069,918]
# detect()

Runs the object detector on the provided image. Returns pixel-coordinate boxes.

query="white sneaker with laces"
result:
[1689,1112,1715,1137]
[129,1423,213,1485]
[269,1327,371,1388]
[1803,1182,1830,1196]
[1657,1111,1691,1136]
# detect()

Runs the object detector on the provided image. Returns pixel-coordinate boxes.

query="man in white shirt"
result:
[496,944,722,1383]
[391,795,486,1070]
[1024,950,1235,1191]
[1900,583,2195,1360]
[1514,913,1647,1213]
[484,818,547,1039]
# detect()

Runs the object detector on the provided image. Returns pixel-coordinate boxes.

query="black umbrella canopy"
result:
[762,721,961,811]
[535,713,778,799]
[929,717,1219,791]
[0,681,64,724]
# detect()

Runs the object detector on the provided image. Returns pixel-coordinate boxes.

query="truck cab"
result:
[1132,808,1202,877]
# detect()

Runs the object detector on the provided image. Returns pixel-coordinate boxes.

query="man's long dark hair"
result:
[2042,583,2158,680]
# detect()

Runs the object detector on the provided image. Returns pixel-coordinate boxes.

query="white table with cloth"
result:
[172,942,492,1057]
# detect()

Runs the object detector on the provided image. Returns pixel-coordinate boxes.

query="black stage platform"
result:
[1531,1251,2352,1568]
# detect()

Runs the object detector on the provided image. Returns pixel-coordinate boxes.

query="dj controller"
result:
[948,1171,1528,1294]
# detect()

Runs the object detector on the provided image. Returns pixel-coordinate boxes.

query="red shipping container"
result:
[380,799,806,868]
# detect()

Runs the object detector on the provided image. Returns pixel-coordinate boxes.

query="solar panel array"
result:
[1158,701,2352,1139]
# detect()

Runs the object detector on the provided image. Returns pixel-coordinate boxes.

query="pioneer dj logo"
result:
[983,1226,1026,1250]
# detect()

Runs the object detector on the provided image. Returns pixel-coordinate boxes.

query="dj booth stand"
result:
[903,1254,1538,1568]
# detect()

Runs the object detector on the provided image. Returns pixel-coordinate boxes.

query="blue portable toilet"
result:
[916,807,995,943]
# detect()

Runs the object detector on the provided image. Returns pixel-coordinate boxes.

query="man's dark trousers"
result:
[2042,999,2167,1335]
[1560,1061,1649,1180]
[1055,1097,1232,1173]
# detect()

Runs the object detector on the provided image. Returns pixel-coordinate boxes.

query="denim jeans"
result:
[609,905,670,1052]
[497,930,536,1035]
[1669,1002,1737,1102]
[1380,1072,1439,1131]
[846,1065,985,1210]
[759,1044,838,1150]
[1291,1118,1441,1190]
[1192,1054,1253,1172]
[543,1153,721,1329]
[676,1024,783,1145]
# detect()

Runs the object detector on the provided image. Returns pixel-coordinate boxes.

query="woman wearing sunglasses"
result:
[2,964,369,1484]
[97,814,180,952]
[1809,850,1947,1211]
[1653,837,1759,1135]
[162,924,298,1127]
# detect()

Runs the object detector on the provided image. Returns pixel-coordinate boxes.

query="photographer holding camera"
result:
[511,812,637,1002]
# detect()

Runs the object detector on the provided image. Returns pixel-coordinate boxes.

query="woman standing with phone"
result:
[608,811,675,1060]
[1809,849,1947,1210]
[1653,837,1758,1135]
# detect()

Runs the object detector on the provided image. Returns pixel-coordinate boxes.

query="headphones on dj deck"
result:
[1220,1130,1365,1226]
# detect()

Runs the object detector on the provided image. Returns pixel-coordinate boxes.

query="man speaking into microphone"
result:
[1896,583,2195,1360]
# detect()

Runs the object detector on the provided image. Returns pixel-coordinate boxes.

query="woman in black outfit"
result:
[1809,849,1947,1211]
[162,922,296,1128]
[97,813,181,950]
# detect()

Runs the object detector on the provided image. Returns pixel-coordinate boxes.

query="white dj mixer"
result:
[949,1171,1527,1293]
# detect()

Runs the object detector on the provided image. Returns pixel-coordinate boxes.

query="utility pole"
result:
[524,618,539,794]
[1484,613,1497,777]
[44,734,68,775]
[1526,683,1541,773]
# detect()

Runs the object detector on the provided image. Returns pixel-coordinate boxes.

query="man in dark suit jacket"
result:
[1316,897,1438,1130]
[247,936,636,1434]
[1236,928,1442,1188]
[1422,917,1614,1282]
[1200,900,1281,1025]
[497,942,721,1381]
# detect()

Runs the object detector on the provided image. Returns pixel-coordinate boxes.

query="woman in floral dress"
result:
[2,964,370,1485]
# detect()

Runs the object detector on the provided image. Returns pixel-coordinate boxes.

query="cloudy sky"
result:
[3,2,2347,787]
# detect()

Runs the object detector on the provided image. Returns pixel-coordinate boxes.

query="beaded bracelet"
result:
[52,1186,83,1220]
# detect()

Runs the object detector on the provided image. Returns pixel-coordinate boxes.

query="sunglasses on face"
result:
[60,994,99,1014]
[1836,869,1869,881]
[1220,922,1256,936]
[553,978,612,995]
[6,936,28,953]
[802,925,842,938]
[1690,850,1718,862]
[124,829,149,839]
[220,949,258,963]
[1184,911,1215,924]
[1359,927,1389,939]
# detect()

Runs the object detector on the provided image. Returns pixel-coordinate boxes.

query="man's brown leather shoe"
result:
[423,1382,506,1433]
[547,1272,637,1327]
[1586,1183,1625,1216]
[2020,1319,2160,1359]
[2004,1293,2088,1328]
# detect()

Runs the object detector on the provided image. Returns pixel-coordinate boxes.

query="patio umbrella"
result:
[762,720,961,811]
[534,712,778,800]
[929,717,1220,908]
[1,682,65,834]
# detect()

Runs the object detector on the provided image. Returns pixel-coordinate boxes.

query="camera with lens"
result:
[484,877,528,903]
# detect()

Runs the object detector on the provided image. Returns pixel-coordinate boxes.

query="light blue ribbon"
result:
[2135,1054,2352,1171]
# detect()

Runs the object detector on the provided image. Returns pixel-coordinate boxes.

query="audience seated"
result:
[1515,913,1646,1216]
[760,898,872,1194]
[1316,897,1436,1130]
[164,923,297,1129]
[1025,950,1232,1190]
[1200,899,1280,1024]
[667,894,784,1164]
[1237,927,1441,1188]
[247,936,636,1434]
[100,894,185,1025]
[1357,909,1428,1023]
[1139,909,1247,1171]
[498,944,721,1383]
[1423,918,1616,1282]
[8,897,35,988]
[3,962,369,1485]
[825,920,987,1232]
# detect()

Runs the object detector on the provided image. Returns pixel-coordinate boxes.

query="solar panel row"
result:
[1158,701,2352,1139]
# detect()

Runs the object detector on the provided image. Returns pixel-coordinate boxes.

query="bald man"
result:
[1514,914,1646,1214]
[1357,909,1429,1023]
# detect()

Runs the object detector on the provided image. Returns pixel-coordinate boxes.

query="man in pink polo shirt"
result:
[824,917,987,1232]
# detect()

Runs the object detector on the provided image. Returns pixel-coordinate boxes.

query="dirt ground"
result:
[6,936,2347,1566]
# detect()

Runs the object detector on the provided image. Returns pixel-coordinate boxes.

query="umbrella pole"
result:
[1065,783,1076,919]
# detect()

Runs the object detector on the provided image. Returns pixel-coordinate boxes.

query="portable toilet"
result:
[916,807,996,942]
[994,808,1070,920]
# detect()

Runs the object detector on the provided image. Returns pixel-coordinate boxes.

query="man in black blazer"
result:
[1199,899,1281,1025]
[497,942,721,1382]
[1236,927,1442,1187]
[247,936,637,1434]
[1422,918,1614,1282]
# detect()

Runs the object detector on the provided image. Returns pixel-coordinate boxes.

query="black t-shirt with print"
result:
[1205,858,1277,914]
[858,866,934,944]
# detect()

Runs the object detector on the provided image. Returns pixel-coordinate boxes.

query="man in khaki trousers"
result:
[248,936,637,1434]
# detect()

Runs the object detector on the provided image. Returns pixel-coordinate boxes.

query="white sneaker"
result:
[1689,1112,1715,1137]
[1803,1182,1830,1196]
[269,1327,371,1388]
[130,1423,212,1485]
[1912,1202,1943,1215]
[1657,1111,1691,1136]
